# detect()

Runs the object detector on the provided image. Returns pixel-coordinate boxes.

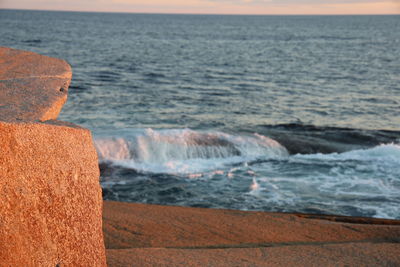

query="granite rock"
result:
[103,201,400,267]
[0,47,106,266]
[0,47,71,122]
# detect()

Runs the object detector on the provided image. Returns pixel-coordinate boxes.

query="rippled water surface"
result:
[1,10,399,219]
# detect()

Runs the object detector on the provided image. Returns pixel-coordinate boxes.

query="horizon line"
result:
[1,8,399,16]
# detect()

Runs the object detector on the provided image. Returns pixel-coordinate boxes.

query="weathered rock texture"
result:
[0,47,71,122]
[0,47,106,266]
[104,201,400,267]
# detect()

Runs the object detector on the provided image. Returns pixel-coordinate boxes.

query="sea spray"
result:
[95,128,288,174]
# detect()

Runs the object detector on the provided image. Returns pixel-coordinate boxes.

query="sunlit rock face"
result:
[0,46,71,122]
[0,47,106,266]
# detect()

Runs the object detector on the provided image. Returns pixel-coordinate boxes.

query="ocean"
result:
[1,10,399,219]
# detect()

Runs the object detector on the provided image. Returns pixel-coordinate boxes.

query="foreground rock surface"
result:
[0,121,105,266]
[0,47,106,266]
[104,201,400,267]
[0,47,71,122]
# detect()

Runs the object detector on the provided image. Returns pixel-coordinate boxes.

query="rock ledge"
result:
[0,47,72,122]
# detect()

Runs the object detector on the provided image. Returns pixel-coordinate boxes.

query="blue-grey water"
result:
[1,10,400,219]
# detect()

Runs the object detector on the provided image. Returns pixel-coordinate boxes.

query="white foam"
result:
[293,143,400,163]
[94,128,288,174]
[250,143,400,219]
[95,137,131,161]
[249,178,260,192]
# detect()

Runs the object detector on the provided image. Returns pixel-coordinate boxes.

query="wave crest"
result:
[94,128,288,173]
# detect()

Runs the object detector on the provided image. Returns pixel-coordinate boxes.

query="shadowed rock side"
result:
[0,47,71,122]
[103,201,400,267]
[0,48,106,266]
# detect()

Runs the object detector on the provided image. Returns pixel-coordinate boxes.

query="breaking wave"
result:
[94,128,288,174]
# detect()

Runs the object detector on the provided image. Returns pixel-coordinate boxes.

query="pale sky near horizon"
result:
[1,0,400,15]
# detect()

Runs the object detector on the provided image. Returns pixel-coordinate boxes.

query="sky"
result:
[1,0,399,15]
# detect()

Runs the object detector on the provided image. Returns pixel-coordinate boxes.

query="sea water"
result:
[1,10,399,219]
